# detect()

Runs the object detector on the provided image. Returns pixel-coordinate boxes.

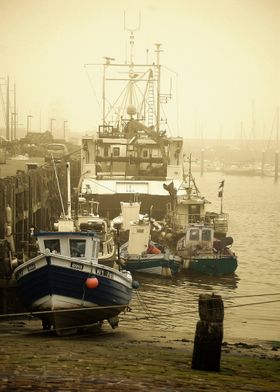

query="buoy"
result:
[86,277,99,289]
[132,280,140,289]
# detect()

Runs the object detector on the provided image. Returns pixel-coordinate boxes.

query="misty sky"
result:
[0,0,279,140]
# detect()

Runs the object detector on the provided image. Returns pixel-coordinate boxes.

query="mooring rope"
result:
[134,289,177,329]
[1,292,280,334]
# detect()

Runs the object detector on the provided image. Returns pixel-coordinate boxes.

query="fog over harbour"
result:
[0,0,279,140]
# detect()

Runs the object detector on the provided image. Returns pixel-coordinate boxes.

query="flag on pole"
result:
[218,180,224,198]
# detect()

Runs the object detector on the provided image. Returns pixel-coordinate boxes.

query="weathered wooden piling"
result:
[191,293,224,372]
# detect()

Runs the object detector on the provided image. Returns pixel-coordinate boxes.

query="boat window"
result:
[202,229,211,241]
[142,149,148,158]
[44,239,61,253]
[113,147,120,157]
[189,229,199,241]
[189,205,201,223]
[70,239,86,257]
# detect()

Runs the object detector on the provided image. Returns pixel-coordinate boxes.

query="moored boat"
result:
[13,231,138,335]
[161,154,229,240]
[119,218,182,277]
[157,154,238,275]
[177,225,237,276]
[80,28,184,220]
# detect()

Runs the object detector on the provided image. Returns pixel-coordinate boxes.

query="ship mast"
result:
[124,13,141,118]
[128,29,135,110]
[102,56,115,126]
[155,44,162,133]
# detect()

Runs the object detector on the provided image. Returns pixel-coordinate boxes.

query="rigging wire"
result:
[1,294,280,333]
[84,65,103,118]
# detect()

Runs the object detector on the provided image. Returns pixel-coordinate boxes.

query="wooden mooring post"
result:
[192,293,224,372]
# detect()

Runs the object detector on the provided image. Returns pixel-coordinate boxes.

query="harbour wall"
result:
[0,159,81,313]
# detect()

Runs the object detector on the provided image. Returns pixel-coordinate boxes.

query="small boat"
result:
[119,218,182,277]
[177,225,237,275]
[159,154,238,275]
[13,230,138,335]
[162,154,228,240]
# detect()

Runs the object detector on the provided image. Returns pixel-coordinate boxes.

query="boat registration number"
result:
[70,262,84,270]
[27,263,36,272]
[96,268,114,279]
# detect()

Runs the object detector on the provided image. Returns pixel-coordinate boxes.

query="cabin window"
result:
[70,239,86,257]
[113,147,120,157]
[104,146,109,157]
[202,229,211,241]
[142,149,148,158]
[189,205,201,223]
[189,229,199,241]
[44,239,61,254]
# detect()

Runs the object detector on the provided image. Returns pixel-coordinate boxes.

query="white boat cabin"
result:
[176,226,214,257]
[127,221,150,255]
[35,232,100,261]
[173,195,208,228]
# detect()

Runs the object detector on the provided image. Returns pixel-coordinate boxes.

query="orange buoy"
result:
[85,277,99,289]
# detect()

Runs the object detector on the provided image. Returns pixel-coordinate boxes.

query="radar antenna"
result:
[124,12,141,108]
[124,12,141,65]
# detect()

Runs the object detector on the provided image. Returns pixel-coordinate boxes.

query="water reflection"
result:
[131,271,239,291]
[181,273,240,291]
[122,174,280,341]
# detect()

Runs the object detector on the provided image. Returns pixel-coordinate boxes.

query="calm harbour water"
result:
[121,172,280,342]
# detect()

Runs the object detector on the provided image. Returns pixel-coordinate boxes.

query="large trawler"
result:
[80,28,184,220]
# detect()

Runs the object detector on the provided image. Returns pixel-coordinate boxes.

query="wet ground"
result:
[1,317,279,391]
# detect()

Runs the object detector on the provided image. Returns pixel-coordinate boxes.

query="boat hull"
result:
[14,254,133,332]
[183,256,238,276]
[123,255,181,276]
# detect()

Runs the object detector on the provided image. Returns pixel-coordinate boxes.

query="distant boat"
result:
[14,231,138,335]
[223,162,262,176]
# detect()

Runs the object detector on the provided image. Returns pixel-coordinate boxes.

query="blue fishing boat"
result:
[13,231,137,335]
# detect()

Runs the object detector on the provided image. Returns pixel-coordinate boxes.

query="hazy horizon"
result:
[0,0,279,140]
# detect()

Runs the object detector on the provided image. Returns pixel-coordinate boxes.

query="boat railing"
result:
[171,212,205,225]
[96,173,167,181]
[213,213,229,233]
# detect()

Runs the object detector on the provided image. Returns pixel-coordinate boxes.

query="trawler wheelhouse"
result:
[82,122,183,181]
